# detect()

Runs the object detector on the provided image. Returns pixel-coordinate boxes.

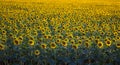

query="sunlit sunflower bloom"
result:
[50,43,56,49]
[48,35,52,40]
[34,50,40,56]
[57,34,63,39]
[78,40,82,45]
[2,38,6,43]
[75,36,80,40]
[68,34,73,39]
[18,36,23,41]
[116,43,120,48]
[41,44,47,49]
[113,31,118,36]
[70,39,75,44]
[28,40,35,46]
[72,44,78,49]
[112,38,116,43]
[13,38,21,45]
[115,36,120,41]
[9,33,13,38]
[33,31,38,36]
[28,36,34,40]
[62,40,68,47]
[2,30,6,35]
[95,39,100,43]
[64,38,69,42]
[105,40,111,47]
[44,35,48,39]
[85,42,90,48]
[97,41,103,48]
[55,39,61,44]
[0,43,5,50]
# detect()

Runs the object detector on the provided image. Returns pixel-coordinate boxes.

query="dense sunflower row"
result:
[0,1,120,65]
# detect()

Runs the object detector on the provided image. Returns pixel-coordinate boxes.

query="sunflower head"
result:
[78,40,82,45]
[50,42,56,49]
[85,42,90,48]
[28,40,35,46]
[105,39,111,47]
[13,38,20,45]
[97,41,103,48]
[116,43,120,48]
[2,30,6,35]
[62,40,68,47]
[41,43,47,49]
[0,43,5,50]
[55,38,61,44]
[116,41,120,48]
[34,50,40,56]
[18,36,23,41]
[72,44,78,49]
[70,39,75,44]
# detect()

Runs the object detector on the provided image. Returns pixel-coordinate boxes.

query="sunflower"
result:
[48,35,52,40]
[9,33,13,38]
[41,43,47,49]
[105,39,111,47]
[75,36,80,40]
[78,40,82,45]
[50,42,56,49]
[1,38,6,43]
[28,40,35,46]
[34,50,40,56]
[13,38,20,45]
[33,31,38,36]
[18,36,23,41]
[116,40,120,48]
[72,44,78,49]
[113,31,118,36]
[95,39,100,43]
[28,36,34,40]
[0,43,5,50]
[2,30,6,35]
[62,40,68,47]
[85,42,90,48]
[116,43,120,48]
[64,38,69,42]
[55,38,61,44]
[44,35,48,39]
[70,39,75,44]
[68,34,73,39]
[97,41,103,48]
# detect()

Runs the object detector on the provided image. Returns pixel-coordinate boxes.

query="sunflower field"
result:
[0,0,120,65]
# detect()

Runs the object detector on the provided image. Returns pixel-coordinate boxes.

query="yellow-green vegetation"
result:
[0,0,120,65]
